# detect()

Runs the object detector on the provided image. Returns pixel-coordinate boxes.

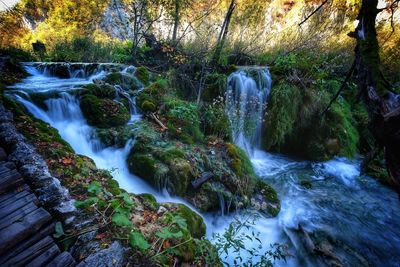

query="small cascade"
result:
[29,62,129,79]
[226,67,272,155]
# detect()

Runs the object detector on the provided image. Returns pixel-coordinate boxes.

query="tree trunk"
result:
[353,0,400,193]
[212,0,235,65]
[172,0,180,44]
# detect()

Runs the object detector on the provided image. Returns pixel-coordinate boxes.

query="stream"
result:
[7,63,400,267]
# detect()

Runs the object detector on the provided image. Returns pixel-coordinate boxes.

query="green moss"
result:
[168,158,193,196]
[135,66,150,85]
[107,179,122,195]
[226,143,254,177]
[96,125,135,148]
[140,100,156,112]
[138,193,159,211]
[263,82,301,149]
[127,154,156,182]
[28,91,60,111]
[158,148,186,164]
[136,78,168,112]
[104,72,142,91]
[172,204,206,239]
[80,94,130,128]
[82,83,116,99]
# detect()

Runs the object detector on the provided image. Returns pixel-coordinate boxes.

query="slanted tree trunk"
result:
[352,0,400,192]
[212,0,235,65]
[172,0,181,45]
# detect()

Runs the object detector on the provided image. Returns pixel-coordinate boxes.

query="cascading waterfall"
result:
[8,63,400,267]
[226,67,272,155]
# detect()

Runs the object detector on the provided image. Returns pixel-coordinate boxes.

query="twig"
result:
[151,238,193,258]
[150,112,168,131]
[299,0,329,27]
[320,59,356,116]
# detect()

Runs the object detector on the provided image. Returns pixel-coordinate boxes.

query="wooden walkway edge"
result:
[0,146,76,267]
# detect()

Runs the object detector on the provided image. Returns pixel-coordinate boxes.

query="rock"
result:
[157,206,167,215]
[76,241,127,267]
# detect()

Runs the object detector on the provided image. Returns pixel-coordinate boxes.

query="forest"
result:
[0,0,399,266]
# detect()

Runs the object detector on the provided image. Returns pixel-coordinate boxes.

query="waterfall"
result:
[226,67,272,155]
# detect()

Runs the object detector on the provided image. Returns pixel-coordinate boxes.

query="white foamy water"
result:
[8,64,400,266]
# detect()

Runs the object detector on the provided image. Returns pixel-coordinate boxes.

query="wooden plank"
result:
[26,244,60,267]
[0,170,23,194]
[0,189,31,209]
[0,184,30,203]
[0,193,38,218]
[0,236,54,266]
[0,223,54,262]
[45,252,76,267]
[0,208,52,252]
[0,202,38,230]
[191,172,214,188]
[0,162,15,169]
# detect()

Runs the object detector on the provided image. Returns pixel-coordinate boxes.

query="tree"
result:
[212,0,236,64]
[351,0,400,192]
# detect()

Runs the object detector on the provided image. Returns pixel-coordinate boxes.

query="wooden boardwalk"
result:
[0,147,76,267]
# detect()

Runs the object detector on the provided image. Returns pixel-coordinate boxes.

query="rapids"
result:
[7,63,400,266]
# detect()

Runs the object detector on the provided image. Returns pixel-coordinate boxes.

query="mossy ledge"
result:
[1,93,221,266]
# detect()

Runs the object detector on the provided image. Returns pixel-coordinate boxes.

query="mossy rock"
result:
[253,180,280,217]
[226,143,254,177]
[82,83,116,99]
[168,158,193,196]
[138,193,159,211]
[28,91,61,111]
[136,79,168,112]
[96,125,135,148]
[169,203,206,239]
[127,154,156,182]
[104,72,142,91]
[135,66,150,86]
[263,81,359,161]
[140,100,156,112]
[0,57,28,85]
[80,94,130,128]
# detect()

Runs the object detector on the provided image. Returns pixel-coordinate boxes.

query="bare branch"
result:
[298,0,329,27]
[320,59,356,117]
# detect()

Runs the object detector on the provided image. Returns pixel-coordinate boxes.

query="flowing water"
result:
[7,63,400,266]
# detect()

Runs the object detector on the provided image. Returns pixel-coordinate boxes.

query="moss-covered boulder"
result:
[252,180,281,217]
[96,125,135,147]
[135,66,150,86]
[263,81,360,161]
[104,72,142,91]
[80,94,130,128]
[136,78,168,112]
[82,83,116,99]
[166,203,206,239]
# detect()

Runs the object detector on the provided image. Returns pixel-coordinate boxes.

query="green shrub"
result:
[135,66,150,85]
[201,104,231,140]
[165,98,204,143]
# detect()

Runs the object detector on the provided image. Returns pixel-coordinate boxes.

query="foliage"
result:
[212,213,287,267]
[165,98,204,143]
[201,101,231,140]
[80,94,130,128]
